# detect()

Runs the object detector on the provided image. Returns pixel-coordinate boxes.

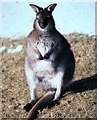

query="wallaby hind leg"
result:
[23,83,38,112]
[24,57,38,112]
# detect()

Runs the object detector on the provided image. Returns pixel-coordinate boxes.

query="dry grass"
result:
[1,33,97,118]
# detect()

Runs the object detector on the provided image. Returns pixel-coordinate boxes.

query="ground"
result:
[1,33,97,119]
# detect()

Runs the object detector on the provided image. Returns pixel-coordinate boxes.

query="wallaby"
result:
[24,3,75,112]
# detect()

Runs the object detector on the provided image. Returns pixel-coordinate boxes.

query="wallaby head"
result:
[29,3,57,31]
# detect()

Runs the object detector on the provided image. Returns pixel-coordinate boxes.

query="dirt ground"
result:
[1,33,97,119]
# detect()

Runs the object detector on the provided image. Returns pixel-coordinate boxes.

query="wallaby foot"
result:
[23,99,39,112]
[23,103,32,112]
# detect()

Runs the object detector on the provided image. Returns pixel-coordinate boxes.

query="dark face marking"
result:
[36,10,51,29]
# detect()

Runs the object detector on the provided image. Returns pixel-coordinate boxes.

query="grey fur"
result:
[24,3,75,107]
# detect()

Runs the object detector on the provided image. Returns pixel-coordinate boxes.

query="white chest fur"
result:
[35,38,55,57]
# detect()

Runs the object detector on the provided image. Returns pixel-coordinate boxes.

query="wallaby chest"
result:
[34,34,55,57]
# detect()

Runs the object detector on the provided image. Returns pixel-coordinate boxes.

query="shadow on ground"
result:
[68,74,97,93]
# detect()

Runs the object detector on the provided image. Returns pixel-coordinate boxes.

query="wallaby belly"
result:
[32,60,56,90]
[33,60,63,91]
[33,60,55,79]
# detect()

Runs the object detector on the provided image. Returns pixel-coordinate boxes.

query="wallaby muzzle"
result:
[38,18,49,29]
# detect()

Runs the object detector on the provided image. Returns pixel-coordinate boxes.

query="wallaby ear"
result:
[29,4,43,13]
[46,3,57,13]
